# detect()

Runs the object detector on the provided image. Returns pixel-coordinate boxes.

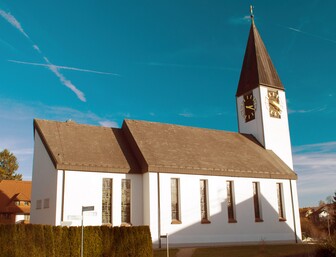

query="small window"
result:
[15,201,20,206]
[121,179,131,224]
[277,183,286,221]
[43,198,50,209]
[2,213,11,219]
[36,200,42,210]
[227,181,236,223]
[200,179,210,224]
[253,182,263,222]
[24,214,30,221]
[171,178,181,224]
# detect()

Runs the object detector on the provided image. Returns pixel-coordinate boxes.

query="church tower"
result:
[236,10,293,169]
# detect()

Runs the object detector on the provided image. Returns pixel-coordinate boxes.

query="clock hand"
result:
[245,105,255,111]
[271,101,282,111]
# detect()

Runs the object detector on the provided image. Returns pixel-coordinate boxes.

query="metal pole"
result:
[81,208,84,257]
[328,212,331,237]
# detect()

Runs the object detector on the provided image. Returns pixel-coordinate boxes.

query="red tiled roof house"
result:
[0,180,31,224]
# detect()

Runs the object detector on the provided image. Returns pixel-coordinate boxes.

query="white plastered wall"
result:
[150,173,301,247]
[237,86,293,169]
[60,171,143,227]
[30,131,59,225]
[259,86,293,169]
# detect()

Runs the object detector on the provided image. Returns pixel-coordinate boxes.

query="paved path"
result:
[175,248,196,257]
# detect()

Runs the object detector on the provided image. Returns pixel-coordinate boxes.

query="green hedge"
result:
[0,224,152,257]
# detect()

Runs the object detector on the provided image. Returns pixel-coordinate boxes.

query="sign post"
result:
[81,206,95,257]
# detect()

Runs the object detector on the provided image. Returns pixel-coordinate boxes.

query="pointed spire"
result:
[236,8,284,97]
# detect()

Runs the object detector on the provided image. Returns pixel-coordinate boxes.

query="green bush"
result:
[0,224,152,257]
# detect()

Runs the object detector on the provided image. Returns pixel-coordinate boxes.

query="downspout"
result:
[157,172,162,248]
[61,170,65,223]
[289,179,298,243]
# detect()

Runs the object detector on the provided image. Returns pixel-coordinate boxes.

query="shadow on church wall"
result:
[157,193,299,247]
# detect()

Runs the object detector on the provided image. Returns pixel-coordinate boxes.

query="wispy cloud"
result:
[146,62,237,71]
[0,97,121,128]
[179,110,194,118]
[99,120,119,128]
[176,108,227,119]
[228,15,251,25]
[288,105,327,114]
[0,8,87,102]
[283,25,336,44]
[293,142,336,207]
[8,59,120,76]
[293,141,336,154]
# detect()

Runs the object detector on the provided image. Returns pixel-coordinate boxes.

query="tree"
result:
[332,192,336,233]
[0,149,22,180]
[319,200,326,206]
[326,195,333,204]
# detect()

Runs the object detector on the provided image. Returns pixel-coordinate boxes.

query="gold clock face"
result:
[240,92,257,122]
[266,90,282,118]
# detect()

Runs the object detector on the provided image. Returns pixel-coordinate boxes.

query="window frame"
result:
[200,179,210,224]
[121,179,131,225]
[226,181,237,223]
[171,178,181,224]
[253,182,263,222]
[36,200,42,210]
[43,198,50,209]
[277,183,286,221]
[102,178,113,225]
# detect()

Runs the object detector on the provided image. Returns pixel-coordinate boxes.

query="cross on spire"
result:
[250,5,254,19]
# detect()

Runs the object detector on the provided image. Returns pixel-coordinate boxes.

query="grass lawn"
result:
[154,244,317,257]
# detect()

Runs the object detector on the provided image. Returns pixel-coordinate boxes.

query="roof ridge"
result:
[125,119,236,134]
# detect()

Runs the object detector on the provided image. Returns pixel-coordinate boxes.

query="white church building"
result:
[31,17,302,246]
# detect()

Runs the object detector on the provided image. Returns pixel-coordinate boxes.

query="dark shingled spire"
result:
[236,17,284,97]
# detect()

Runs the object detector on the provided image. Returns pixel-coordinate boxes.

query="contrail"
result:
[0,8,87,102]
[286,26,336,44]
[8,59,120,76]
[0,10,29,38]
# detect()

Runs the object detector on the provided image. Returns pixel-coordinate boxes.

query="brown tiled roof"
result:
[236,20,284,97]
[0,180,31,214]
[34,119,296,180]
[34,119,140,173]
[123,120,297,179]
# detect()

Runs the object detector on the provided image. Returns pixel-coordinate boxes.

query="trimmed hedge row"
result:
[0,224,153,257]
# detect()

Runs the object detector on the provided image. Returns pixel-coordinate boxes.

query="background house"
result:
[0,180,31,224]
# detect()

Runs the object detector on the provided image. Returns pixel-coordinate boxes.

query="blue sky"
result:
[0,0,335,207]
